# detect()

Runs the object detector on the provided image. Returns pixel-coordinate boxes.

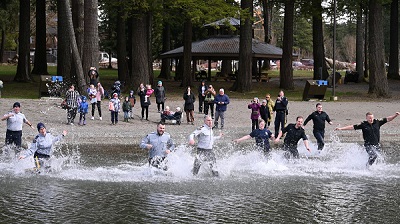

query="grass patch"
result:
[0,64,360,101]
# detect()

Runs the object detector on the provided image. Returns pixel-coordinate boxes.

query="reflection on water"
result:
[1,136,400,223]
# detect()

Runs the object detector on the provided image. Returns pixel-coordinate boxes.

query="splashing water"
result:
[1,136,399,182]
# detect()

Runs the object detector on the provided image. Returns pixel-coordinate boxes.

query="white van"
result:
[99,52,117,63]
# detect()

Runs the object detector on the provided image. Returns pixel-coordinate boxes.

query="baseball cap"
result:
[37,122,46,131]
[13,102,21,108]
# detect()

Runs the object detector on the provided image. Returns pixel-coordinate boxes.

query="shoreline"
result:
[1,98,400,149]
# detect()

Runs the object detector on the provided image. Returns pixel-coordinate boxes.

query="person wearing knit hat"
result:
[155,80,166,112]
[19,123,67,169]
[1,102,33,149]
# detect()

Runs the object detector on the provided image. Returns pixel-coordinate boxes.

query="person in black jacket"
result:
[335,112,400,167]
[183,86,196,124]
[198,80,207,113]
[273,90,288,137]
[303,103,333,151]
[275,116,311,159]
[260,99,270,128]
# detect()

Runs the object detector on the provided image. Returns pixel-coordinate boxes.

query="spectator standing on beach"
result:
[335,112,400,167]
[128,90,136,119]
[198,80,207,113]
[19,123,67,169]
[65,85,80,125]
[260,100,270,129]
[1,102,33,149]
[233,120,274,157]
[204,85,216,119]
[265,93,274,127]
[122,96,132,122]
[109,93,120,125]
[155,81,166,112]
[214,88,230,130]
[274,116,311,159]
[88,84,97,120]
[88,67,99,86]
[183,86,196,125]
[138,83,150,121]
[94,82,104,121]
[188,115,222,177]
[248,97,261,131]
[78,96,89,125]
[303,103,333,151]
[273,90,288,137]
[140,122,175,170]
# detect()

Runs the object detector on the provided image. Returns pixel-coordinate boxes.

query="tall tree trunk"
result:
[31,0,48,75]
[368,0,388,96]
[181,19,193,88]
[280,0,294,90]
[159,23,171,79]
[388,0,399,79]
[261,0,273,69]
[234,0,253,92]
[364,6,369,78]
[57,0,72,82]
[59,0,85,93]
[0,29,5,62]
[261,0,272,44]
[147,12,154,86]
[356,4,364,82]
[116,3,128,83]
[131,13,151,89]
[71,0,84,83]
[15,0,32,82]
[312,0,329,80]
[72,0,84,60]
[83,0,99,83]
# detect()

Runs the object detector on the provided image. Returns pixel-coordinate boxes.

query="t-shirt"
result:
[282,124,307,148]
[249,128,273,151]
[354,118,387,146]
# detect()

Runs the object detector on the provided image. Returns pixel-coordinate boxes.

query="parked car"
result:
[99,52,117,63]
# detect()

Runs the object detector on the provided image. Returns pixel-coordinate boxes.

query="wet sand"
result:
[1,96,400,150]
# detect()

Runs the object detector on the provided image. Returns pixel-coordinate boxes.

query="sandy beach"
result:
[1,95,400,150]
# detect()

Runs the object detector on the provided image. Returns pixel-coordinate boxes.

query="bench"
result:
[214,72,236,81]
[195,70,207,81]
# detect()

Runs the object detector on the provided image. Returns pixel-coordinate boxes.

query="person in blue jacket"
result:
[213,88,230,129]
[19,123,67,169]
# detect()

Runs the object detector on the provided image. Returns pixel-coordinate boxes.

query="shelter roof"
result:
[159,35,288,60]
[203,18,241,27]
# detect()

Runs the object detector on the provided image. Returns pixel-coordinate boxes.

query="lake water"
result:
[1,135,400,223]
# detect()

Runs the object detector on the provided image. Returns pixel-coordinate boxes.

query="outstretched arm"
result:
[335,125,354,131]
[387,112,400,122]
[233,135,251,143]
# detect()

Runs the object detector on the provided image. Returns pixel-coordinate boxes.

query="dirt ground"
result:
[1,80,400,151]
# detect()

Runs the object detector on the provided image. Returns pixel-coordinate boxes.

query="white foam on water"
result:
[1,134,400,182]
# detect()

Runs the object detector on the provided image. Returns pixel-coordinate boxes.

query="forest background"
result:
[0,0,399,99]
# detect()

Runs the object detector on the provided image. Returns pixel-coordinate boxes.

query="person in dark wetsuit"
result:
[275,116,311,159]
[303,103,333,151]
[335,112,400,167]
[233,120,275,156]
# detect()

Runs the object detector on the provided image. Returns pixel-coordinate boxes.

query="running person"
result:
[189,115,223,176]
[19,123,67,169]
[275,116,311,159]
[335,112,400,167]
[303,103,333,150]
[233,120,274,157]
[140,122,175,170]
